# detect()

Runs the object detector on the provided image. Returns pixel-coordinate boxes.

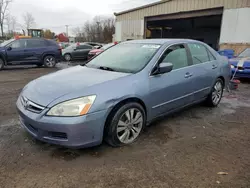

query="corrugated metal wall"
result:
[116,0,250,21]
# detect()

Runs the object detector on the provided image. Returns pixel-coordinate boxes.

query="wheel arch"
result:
[0,53,6,65]
[42,53,56,61]
[104,97,147,132]
[218,76,225,87]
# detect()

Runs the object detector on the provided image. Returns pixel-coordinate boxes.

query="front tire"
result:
[206,78,224,107]
[0,58,4,70]
[43,55,56,68]
[105,103,146,147]
[64,53,72,62]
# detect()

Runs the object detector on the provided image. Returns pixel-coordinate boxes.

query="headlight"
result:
[231,65,235,69]
[47,95,96,117]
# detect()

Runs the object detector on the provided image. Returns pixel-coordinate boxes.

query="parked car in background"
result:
[0,38,62,70]
[230,48,250,78]
[88,43,116,59]
[84,42,103,48]
[17,39,230,148]
[62,43,94,61]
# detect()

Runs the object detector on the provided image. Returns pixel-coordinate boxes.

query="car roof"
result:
[123,39,201,45]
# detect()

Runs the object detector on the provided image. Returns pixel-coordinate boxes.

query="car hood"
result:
[22,66,130,106]
[229,57,250,68]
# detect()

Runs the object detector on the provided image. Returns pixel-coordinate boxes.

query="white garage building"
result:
[114,0,250,54]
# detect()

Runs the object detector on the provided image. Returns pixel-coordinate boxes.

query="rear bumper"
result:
[16,97,108,148]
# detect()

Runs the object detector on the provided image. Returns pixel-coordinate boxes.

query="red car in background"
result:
[88,42,117,59]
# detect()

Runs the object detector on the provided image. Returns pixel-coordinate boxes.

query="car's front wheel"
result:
[105,102,146,147]
[43,55,56,68]
[206,78,224,107]
[64,54,72,61]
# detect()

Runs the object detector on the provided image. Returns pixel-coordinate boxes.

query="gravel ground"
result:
[0,63,250,188]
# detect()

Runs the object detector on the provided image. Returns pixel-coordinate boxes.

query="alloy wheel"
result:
[64,54,71,61]
[212,81,223,105]
[44,56,56,67]
[117,108,143,144]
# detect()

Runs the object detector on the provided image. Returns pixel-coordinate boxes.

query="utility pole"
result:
[65,25,69,37]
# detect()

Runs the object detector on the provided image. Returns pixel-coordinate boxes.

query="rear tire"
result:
[105,102,146,147]
[206,78,224,107]
[43,55,56,68]
[0,58,4,70]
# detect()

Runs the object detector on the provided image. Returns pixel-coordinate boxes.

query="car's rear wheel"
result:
[105,102,146,147]
[43,55,56,68]
[206,78,224,107]
[0,58,4,70]
[64,54,72,61]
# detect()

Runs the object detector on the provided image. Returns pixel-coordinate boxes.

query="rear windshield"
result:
[47,40,59,46]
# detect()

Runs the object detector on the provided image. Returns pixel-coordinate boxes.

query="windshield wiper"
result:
[98,66,115,72]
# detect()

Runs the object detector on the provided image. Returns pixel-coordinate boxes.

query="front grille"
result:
[21,96,45,113]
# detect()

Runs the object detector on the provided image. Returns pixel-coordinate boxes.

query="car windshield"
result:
[100,43,114,50]
[238,48,250,58]
[86,43,161,73]
[65,44,76,50]
[0,39,15,47]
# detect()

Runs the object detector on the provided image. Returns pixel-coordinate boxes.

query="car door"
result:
[187,43,218,100]
[5,39,26,64]
[72,45,93,59]
[149,44,195,118]
[23,39,47,63]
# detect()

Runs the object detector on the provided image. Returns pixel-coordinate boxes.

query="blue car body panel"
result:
[16,39,231,148]
[230,57,250,78]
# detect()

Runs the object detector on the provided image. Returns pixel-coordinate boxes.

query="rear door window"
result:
[77,45,92,50]
[188,43,210,64]
[26,39,46,48]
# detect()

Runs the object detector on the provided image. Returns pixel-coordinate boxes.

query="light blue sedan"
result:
[16,39,230,148]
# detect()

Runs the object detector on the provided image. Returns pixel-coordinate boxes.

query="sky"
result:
[7,0,158,35]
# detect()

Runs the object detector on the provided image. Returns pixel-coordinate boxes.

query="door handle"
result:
[212,64,218,69]
[185,72,193,78]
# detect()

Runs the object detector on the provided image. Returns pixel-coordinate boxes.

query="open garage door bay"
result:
[145,8,223,50]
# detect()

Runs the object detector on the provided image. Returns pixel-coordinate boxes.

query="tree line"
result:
[72,16,115,43]
[0,0,115,43]
[0,0,37,38]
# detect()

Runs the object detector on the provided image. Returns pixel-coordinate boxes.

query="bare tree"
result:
[0,0,12,37]
[11,15,16,31]
[23,12,35,35]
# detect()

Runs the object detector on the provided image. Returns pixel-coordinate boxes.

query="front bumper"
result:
[231,68,250,78]
[16,97,108,148]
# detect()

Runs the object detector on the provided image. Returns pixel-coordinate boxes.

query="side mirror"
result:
[157,62,173,74]
[7,46,12,51]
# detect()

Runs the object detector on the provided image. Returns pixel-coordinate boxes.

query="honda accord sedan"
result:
[16,39,230,148]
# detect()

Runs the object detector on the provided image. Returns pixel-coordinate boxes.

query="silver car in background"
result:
[16,39,230,148]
